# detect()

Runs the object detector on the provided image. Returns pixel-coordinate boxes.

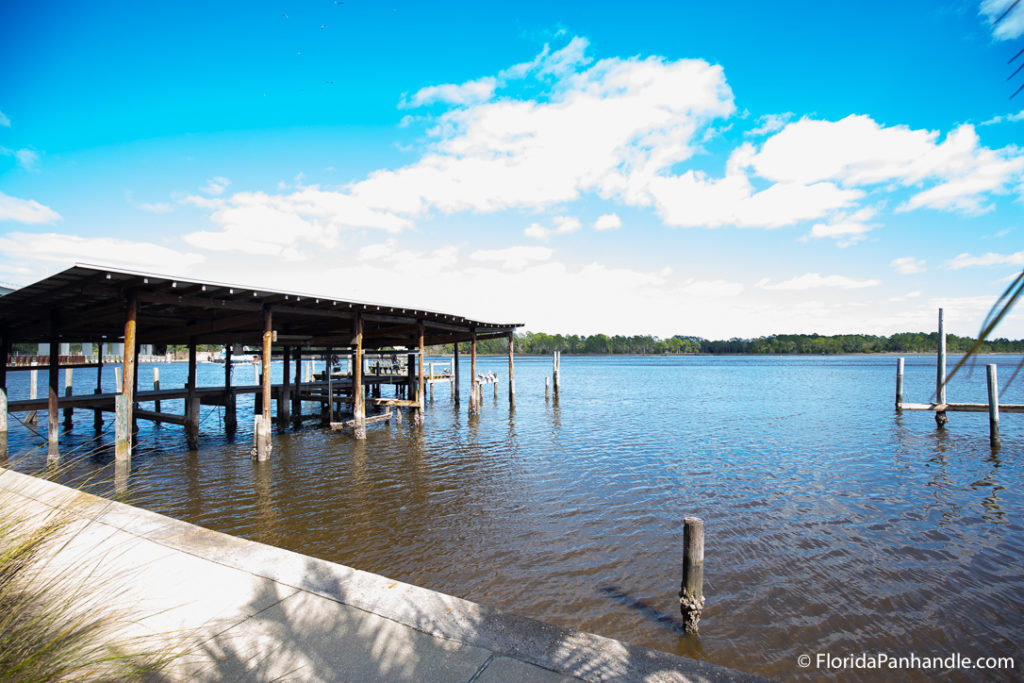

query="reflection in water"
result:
[2,354,1022,682]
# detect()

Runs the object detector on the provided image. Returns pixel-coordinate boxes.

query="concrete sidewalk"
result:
[0,467,769,682]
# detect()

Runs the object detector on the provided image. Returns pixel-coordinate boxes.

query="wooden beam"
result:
[47,313,60,453]
[116,291,137,461]
[353,313,365,439]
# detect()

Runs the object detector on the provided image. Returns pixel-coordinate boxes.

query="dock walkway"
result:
[0,468,767,682]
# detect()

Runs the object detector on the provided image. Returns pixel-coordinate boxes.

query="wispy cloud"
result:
[200,176,231,196]
[946,250,1024,269]
[137,202,172,213]
[0,109,9,127]
[744,112,793,137]
[980,0,1024,40]
[402,77,499,108]
[756,273,881,290]
[0,232,203,272]
[524,216,581,241]
[890,256,926,274]
[0,191,60,224]
[980,109,1024,126]
[593,213,622,231]
[1,147,40,171]
[470,245,553,270]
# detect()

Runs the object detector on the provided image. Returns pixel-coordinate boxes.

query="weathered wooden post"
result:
[415,321,426,425]
[469,329,478,414]
[256,305,273,460]
[114,366,121,392]
[63,367,74,431]
[453,344,461,405]
[279,346,291,428]
[545,375,550,400]
[152,366,161,425]
[679,516,705,634]
[553,350,561,397]
[27,365,38,424]
[115,291,137,462]
[987,364,1000,447]
[0,388,6,436]
[185,339,199,450]
[292,347,302,425]
[224,344,237,432]
[508,334,515,408]
[429,362,434,401]
[895,357,904,412]
[0,334,7,436]
[93,342,104,430]
[353,313,366,439]
[47,316,60,457]
[935,308,947,427]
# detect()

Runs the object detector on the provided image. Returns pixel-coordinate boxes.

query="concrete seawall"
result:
[0,467,769,682]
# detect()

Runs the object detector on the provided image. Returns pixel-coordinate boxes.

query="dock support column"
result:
[256,305,273,460]
[63,367,74,431]
[553,351,560,398]
[153,367,161,426]
[47,313,60,457]
[935,308,947,427]
[415,321,425,425]
[987,364,1000,448]
[353,314,365,439]
[94,342,104,430]
[895,357,904,412]
[116,292,137,462]
[27,366,37,424]
[279,346,291,429]
[508,334,515,408]
[0,333,7,436]
[224,344,236,432]
[679,516,705,634]
[469,330,478,414]
[292,347,302,425]
[453,344,461,405]
[185,338,198,450]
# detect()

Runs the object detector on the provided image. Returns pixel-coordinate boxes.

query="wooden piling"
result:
[935,308,947,427]
[152,366,161,425]
[115,394,131,461]
[453,344,461,405]
[114,366,121,393]
[292,347,302,425]
[257,305,273,459]
[679,516,705,634]
[0,335,7,434]
[63,367,74,431]
[429,362,434,401]
[27,366,38,424]
[470,330,478,414]
[553,350,561,397]
[186,338,198,449]
[415,321,425,425]
[895,357,904,412]
[93,342,104,430]
[47,314,60,453]
[224,344,237,431]
[508,334,515,408]
[279,346,291,428]
[545,375,550,400]
[987,364,1000,447]
[0,388,7,434]
[353,314,366,439]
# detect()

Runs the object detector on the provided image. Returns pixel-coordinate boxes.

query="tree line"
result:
[433,331,1024,356]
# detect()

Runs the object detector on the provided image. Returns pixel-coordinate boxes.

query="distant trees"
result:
[429,331,1024,356]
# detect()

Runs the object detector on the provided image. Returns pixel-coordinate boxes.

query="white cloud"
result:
[0,191,60,224]
[523,215,581,241]
[0,233,204,272]
[0,147,40,171]
[750,116,1024,215]
[403,77,499,108]
[745,112,793,137]
[470,246,553,270]
[980,109,1024,125]
[945,250,1024,269]
[0,110,9,127]
[137,202,172,213]
[806,207,878,246]
[891,256,926,274]
[888,291,921,302]
[593,213,622,231]
[980,0,1024,40]
[200,176,231,196]
[756,273,881,290]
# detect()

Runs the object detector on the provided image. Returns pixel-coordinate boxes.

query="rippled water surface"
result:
[4,355,1023,680]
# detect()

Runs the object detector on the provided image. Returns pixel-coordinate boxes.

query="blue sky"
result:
[2,0,1023,338]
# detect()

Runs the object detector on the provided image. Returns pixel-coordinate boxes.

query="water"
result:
[3,355,1023,681]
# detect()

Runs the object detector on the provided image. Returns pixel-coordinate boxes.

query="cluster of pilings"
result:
[896,308,1022,448]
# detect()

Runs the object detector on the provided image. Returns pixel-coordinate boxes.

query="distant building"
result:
[0,284,15,296]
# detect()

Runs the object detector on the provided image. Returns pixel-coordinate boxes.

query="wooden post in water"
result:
[453,345,461,405]
[679,516,705,634]
[415,321,425,425]
[0,388,6,435]
[48,315,60,455]
[27,366,38,424]
[553,351,561,398]
[429,362,434,401]
[545,375,550,400]
[935,308,947,427]
[280,346,291,429]
[114,366,121,393]
[185,338,199,450]
[353,313,366,439]
[895,357,904,412]
[508,334,515,408]
[93,342,104,430]
[0,334,7,436]
[63,367,74,431]
[152,366,161,426]
[224,344,236,432]
[292,347,302,425]
[257,305,273,460]
[987,364,1000,448]
[115,292,137,462]
[469,330,478,414]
